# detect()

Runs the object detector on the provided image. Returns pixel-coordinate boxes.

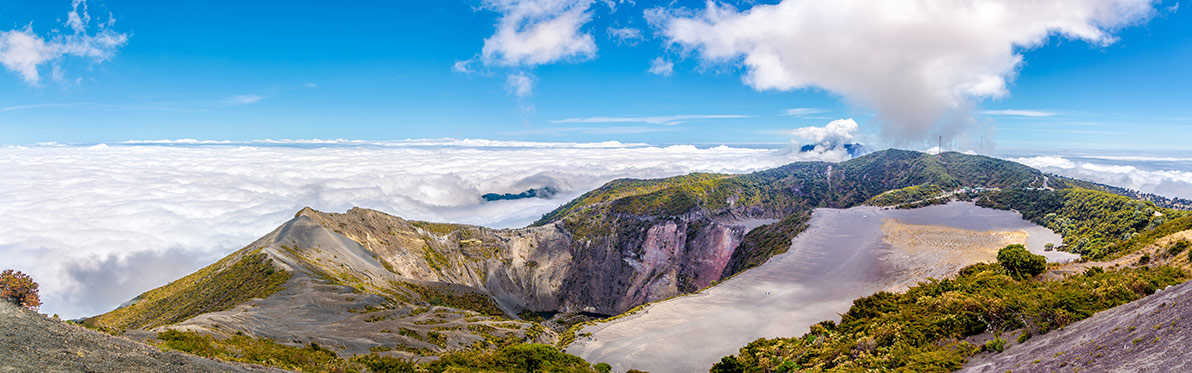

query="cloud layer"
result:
[0,140,837,319]
[0,0,128,85]
[1013,155,1192,200]
[653,0,1156,141]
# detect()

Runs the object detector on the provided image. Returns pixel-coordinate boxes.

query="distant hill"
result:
[482,186,558,201]
[799,142,867,157]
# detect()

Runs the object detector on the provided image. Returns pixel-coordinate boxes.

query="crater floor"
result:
[566,202,1074,373]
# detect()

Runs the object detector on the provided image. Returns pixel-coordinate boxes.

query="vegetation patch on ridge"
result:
[978,188,1187,258]
[721,213,812,279]
[85,251,290,332]
[393,281,505,317]
[866,184,946,207]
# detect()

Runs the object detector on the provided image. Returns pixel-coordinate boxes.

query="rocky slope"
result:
[0,301,271,372]
[84,149,1056,359]
[962,278,1192,373]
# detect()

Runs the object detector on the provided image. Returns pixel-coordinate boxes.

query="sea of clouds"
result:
[0,139,848,319]
[5,139,1187,319]
[1010,152,1192,200]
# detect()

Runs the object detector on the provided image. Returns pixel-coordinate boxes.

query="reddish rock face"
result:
[291,207,763,316]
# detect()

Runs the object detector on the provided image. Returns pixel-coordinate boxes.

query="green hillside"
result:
[84,251,289,332]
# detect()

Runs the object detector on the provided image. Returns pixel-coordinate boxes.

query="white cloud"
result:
[782,108,827,116]
[1013,155,1192,200]
[225,95,264,105]
[1,140,853,319]
[0,0,128,85]
[780,118,859,147]
[648,57,674,76]
[480,0,599,66]
[979,109,1058,117]
[652,0,1156,141]
[499,126,676,136]
[552,114,751,126]
[608,26,643,45]
[506,72,535,97]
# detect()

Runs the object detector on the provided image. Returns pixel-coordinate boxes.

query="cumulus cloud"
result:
[480,0,598,66]
[781,118,859,148]
[1013,155,1192,200]
[651,0,1156,141]
[0,140,847,319]
[648,57,674,76]
[0,0,128,85]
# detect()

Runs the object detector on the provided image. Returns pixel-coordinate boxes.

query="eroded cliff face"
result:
[295,206,760,316]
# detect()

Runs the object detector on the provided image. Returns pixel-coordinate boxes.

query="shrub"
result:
[984,337,1006,352]
[428,343,595,372]
[1138,254,1151,266]
[594,362,612,373]
[1168,240,1189,257]
[518,310,545,323]
[997,245,1046,279]
[0,269,40,311]
[157,330,356,372]
[352,353,418,372]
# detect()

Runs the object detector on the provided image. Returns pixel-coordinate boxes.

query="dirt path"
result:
[0,301,275,372]
[566,202,1069,373]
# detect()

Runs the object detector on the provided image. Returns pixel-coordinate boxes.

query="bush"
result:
[1168,240,1189,257]
[428,343,595,372]
[984,337,1006,352]
[594,362,612,373]
[997,245,1046,279]
[1138,254,1151,266]
[1,269,40,311]
[352,353,418,372]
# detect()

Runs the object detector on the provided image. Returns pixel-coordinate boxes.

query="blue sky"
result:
[1,0,1190,151]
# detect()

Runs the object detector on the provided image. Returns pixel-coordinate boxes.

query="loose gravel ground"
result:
[962,275,1192,373]
[0,301,276,373]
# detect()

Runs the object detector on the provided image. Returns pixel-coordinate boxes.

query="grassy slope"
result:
[84,251,290,332]
[978,188,1189,259]
[721,213,812,279]
[158,329,598,373]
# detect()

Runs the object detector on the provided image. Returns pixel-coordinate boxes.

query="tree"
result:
[996,245,1046,280]
[1,269,41,311]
